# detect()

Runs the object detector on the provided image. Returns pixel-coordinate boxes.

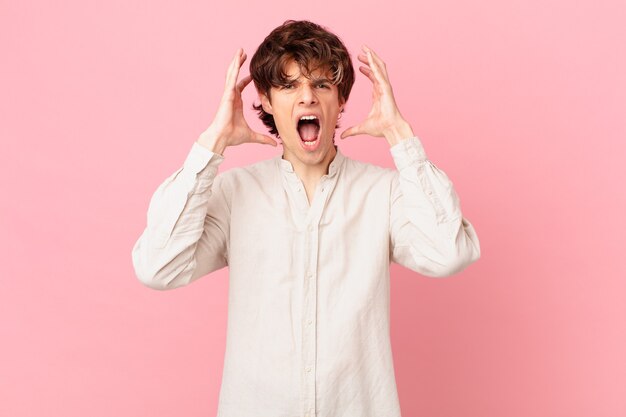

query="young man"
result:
[132,20,480,417]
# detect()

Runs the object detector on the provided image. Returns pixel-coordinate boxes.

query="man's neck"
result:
[284,145,337,186]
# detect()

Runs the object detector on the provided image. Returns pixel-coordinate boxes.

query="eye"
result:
[316,83,330,89]
[281,83,294,90]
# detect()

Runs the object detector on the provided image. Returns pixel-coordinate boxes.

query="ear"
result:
[259,92,273,115]
[338,97,346,112]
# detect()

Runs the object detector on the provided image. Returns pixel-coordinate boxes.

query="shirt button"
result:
[427,189,433,195]
[307,320,313,325]
[305,367,311,372]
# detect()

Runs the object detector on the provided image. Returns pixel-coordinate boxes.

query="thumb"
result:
[340,124,362,140]
[255,132,278,147]
[236,75,253,93]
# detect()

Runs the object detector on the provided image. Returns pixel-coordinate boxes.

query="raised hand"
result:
[198,48,278,154]
[340,45,414,146]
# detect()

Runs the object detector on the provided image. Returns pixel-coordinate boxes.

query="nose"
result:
[298,83,317,105]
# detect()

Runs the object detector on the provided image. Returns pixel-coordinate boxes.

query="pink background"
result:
[1,0,625,416]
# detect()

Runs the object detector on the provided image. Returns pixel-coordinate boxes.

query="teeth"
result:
[299,115,318,121]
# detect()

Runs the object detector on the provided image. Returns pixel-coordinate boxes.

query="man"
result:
[132,19,480,417]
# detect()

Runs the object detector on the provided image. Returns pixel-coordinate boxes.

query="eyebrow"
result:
[285,77,332,85]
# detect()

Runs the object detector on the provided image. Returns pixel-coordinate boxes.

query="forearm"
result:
[131,142,228,289]
[389,136,481,276]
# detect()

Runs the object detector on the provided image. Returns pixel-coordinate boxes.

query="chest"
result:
[227,173,392,269]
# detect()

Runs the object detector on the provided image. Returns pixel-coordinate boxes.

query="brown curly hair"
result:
[250,20,355,138]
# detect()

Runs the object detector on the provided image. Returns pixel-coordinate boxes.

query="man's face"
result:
[260,59,344,170]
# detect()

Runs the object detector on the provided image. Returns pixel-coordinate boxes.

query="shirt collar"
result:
[278,145,345,179]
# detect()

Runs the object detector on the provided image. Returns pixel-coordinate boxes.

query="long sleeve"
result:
[388,136,480,277]
[131,141,231,290]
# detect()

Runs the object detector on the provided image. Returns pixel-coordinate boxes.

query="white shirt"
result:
[132,136,481,417]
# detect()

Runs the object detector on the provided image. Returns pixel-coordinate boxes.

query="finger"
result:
[362,48,394,96]
[362,48,382,80]
[359,66,376,84]
[356,55,374,78]
[356,53,370,65]
[362,46,388,82]
[236,74,253,93]
[366,48,390,80]
[363,45,382,64]
[254,132,278,147]
[226,48,244,89]
[340,124,363,139]
[229,48,243,74]
[224,49,239,88]
[231,48,245,86]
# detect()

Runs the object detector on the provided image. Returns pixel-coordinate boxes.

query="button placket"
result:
[298,160,340,417]
[301,224,318,416]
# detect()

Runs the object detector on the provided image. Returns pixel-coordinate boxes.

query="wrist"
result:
[197,129,228,155]
[383,120,414,147]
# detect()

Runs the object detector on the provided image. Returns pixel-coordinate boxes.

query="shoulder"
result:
[341,153,396,183]
[217,155,278,189]
[338,154,397,200]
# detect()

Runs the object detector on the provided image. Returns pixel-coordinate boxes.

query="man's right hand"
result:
[197,48,278,155]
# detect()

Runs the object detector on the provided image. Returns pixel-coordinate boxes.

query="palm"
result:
[206,49,277,148]
[360,89,399,136]
[341,46,406,140]
[223,89,253,145]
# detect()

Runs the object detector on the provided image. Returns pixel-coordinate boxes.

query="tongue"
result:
[298,123,319,141]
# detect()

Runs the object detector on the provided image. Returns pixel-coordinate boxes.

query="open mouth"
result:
[297,115,321,146]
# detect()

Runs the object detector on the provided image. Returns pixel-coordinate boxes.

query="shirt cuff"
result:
[184,141,225,175]
[389,136,428,170]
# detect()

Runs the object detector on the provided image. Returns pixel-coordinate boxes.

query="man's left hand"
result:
[340,45,414,146]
